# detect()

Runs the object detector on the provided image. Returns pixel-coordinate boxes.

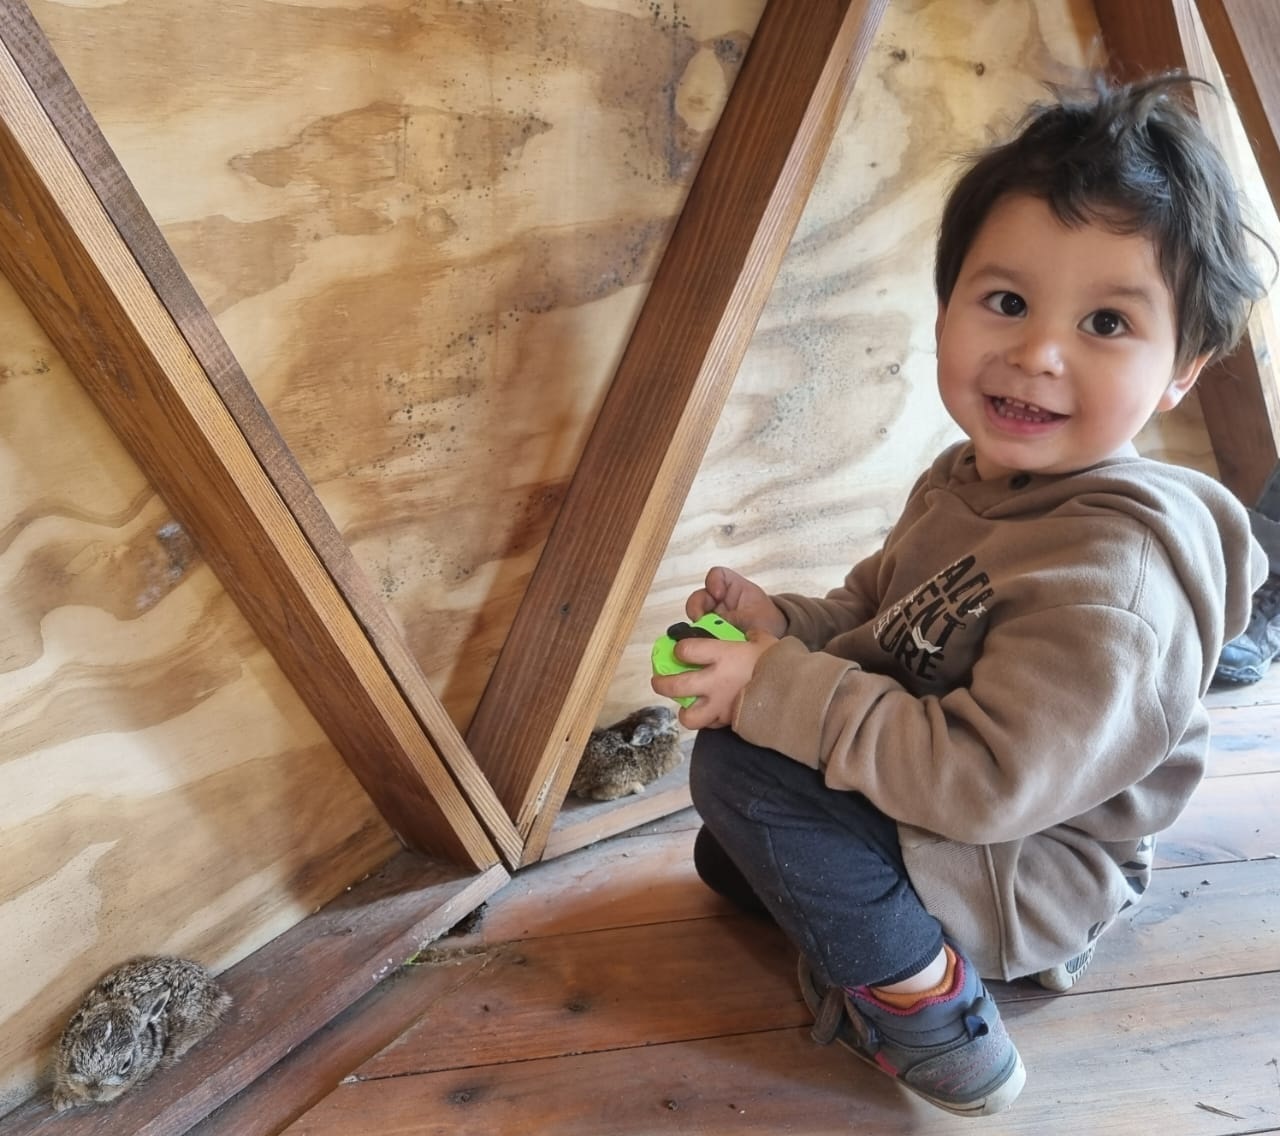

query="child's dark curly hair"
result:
[934,74,1273,369]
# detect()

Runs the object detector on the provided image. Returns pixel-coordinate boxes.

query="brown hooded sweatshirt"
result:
[732,441,1265,979]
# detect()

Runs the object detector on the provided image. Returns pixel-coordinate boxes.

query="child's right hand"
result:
[687,566,788,639]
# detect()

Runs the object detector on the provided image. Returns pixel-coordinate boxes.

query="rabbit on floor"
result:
[52,955,231,1111]
[570,705,684,801]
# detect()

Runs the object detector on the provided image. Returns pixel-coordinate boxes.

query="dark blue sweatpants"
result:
[689,726,944,989]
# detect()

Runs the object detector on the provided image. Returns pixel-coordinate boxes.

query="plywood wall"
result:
[0,275,398,1112]
[30,0,769,733]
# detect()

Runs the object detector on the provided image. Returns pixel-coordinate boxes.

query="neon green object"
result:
[651,613,747,708]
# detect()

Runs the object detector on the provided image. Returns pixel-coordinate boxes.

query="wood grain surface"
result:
[0,0,522,865]
[0,16,500,867]
[26,0,771,734]
[0,270,401,1116]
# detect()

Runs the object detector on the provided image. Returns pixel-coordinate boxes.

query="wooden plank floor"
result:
[194,672,1280,1136]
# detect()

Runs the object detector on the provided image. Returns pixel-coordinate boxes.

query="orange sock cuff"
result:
[870,944,958,1010]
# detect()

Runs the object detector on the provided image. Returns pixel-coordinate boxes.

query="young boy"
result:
[651,75,1270,1117]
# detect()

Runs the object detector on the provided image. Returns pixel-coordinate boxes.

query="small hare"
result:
[570,705,684,801]
[52,955,231,1111]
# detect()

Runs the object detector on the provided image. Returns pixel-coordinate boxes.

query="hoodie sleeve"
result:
[732,595,1201,846]
[771,549,884,650]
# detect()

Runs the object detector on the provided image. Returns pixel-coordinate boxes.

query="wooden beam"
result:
[1094,0,1280,505]
[0,0,522,866]
[464,0,889,863]
[0,20,497,867]
[1197,0,1280,205]
[1092,0,1188,78]
[544,753,693,863]
[1196,336,1277,502]
[0,853,509,1136]
[1183,0,1280,505]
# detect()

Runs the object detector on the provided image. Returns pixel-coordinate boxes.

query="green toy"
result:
[651,613,747,708]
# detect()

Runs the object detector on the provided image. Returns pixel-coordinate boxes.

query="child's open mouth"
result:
[987,395,1066,425]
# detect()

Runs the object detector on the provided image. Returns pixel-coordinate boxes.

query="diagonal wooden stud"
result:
[0,0,523,866]
[0,4,506,868]
[465,0,889,863]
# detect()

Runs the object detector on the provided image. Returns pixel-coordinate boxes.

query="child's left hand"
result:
[650,631,779,730]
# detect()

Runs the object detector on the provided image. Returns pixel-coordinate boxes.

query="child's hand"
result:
[650,631,778,730]
[687,566,787,638]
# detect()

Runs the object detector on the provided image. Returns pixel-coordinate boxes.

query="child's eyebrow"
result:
[1092,282,1161,311]
[965,264,1161,311]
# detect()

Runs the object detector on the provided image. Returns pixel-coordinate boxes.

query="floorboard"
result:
[285,976,1280,1136]
[199,671,1280,1135]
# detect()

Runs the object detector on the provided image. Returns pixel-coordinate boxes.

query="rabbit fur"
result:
[569,704,684,801]
[52,955,231,1111]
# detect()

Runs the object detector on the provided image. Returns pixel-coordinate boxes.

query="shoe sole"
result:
[834,1025,1026,1117]
[797,957,1026,1117]
[1033,943,1096,993]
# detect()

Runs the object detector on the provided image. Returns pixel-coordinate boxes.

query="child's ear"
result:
[1157,352,1211,411]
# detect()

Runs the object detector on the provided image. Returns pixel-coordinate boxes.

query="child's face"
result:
[935,194,1208,481]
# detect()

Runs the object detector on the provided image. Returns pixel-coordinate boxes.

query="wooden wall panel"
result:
[29,0,768,731]
[0,278,398,1114]
[597,0,1218,726]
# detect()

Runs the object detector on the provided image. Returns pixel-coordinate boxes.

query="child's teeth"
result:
[996,397,1055,422]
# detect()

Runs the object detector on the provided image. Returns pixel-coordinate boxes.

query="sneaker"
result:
[797,951,1025,1117]
[1215,573,1280,685]
[1030,942,1095,992]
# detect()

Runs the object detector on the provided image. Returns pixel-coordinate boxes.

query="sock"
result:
[865,943,959,1010]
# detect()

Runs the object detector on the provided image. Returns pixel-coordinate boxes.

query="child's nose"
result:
[1005,322,1065,376]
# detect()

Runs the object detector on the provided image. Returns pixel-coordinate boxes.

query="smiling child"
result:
[652,75,1271,1117]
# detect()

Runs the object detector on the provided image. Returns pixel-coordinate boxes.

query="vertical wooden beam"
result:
[1094,0,1280,506]
[0,16,498,868]
[1196,0,1280,204]
[0,0,522,865]
[465,0,890,863]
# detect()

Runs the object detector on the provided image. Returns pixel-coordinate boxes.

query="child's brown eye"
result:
[985,291,1025,316]
[1087,310,1124,336]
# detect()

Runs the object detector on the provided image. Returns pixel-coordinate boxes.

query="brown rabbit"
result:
[569,705,684,801]
[51,956,231,1111]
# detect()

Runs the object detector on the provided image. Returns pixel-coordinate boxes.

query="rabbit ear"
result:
[628,724,655,746]
[143,989,171,1022]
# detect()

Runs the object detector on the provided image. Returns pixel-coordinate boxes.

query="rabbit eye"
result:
[118,1054,133,1075]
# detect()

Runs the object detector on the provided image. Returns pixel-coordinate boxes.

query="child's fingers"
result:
[650,670,701,703]
[679,699,728,731]
[672,638,725,667]
[686,588,715,620]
